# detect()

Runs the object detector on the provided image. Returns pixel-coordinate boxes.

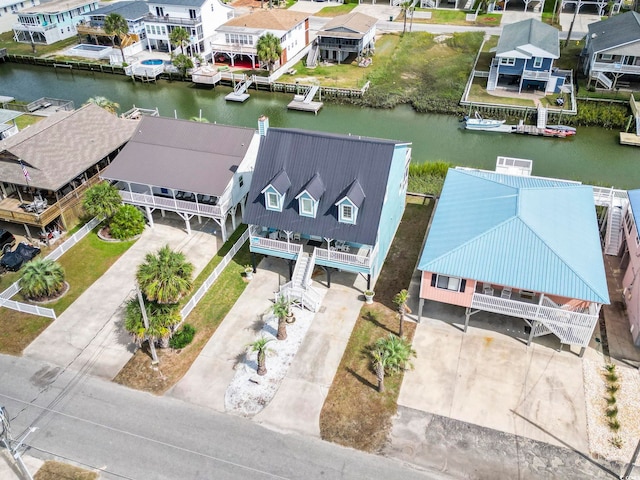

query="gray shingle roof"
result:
[90,1,150,20]
[102,116,256,196]
[0,103,138,191]
[319,12,377,40]
[587,11,640,53]
[244,128,403,246]
[496,18,559,59]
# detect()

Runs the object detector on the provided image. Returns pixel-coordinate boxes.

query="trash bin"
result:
[389,15,394,21]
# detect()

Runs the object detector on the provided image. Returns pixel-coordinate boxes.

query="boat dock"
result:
[225,76,253,102]
[287,85,323,114]
[191,66,222,86]
[620,94,640,147]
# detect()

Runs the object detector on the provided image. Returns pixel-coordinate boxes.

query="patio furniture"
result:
[293,232,301,241]
[501,287,512,299]
[268,231,278,240]
[483,283,494,296]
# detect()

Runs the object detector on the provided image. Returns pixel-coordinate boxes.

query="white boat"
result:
[546,125,576,133]
[464,112,506,130]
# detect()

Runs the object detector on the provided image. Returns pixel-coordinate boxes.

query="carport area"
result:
[400,295,590,452]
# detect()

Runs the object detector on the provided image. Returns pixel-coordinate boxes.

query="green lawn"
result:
[15,114,44,129]
[314,3,358,17]
[409,8,501,26]
[0,31,78,57]
[0,230,135,355]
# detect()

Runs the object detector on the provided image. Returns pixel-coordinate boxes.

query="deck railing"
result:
[250,235,301,255]
[471,293,598,346]
[521,69,551,81]
[314,247,371,268]
[144,14,201,26]
[119,191,224,217]
[591,62,640,76]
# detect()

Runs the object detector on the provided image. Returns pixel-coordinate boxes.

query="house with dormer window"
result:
[244,117,411,311]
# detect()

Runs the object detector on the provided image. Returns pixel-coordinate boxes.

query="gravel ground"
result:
[583,357,640,462]
[225,290,327,417]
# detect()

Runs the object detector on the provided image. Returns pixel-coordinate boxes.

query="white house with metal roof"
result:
[487,18,567,94]
[211,10,309,69]
[13,0,98,44]
[417,168,610,356]
[143,0,233,60]
[582,11,640,91]
[101,115,260,241]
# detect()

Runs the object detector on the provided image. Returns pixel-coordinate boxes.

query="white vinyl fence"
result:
[179,228,249,324]
[0,216,103,319]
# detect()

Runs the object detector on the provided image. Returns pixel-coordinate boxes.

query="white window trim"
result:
[499,57,515,66]
[436,275,462,292]
[300,196,315,216]
[533,57,543,68]
[600,53,613,61]
[266,191,280,210]
[338,202,357,224]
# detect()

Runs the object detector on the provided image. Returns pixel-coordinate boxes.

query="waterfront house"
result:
[75,1,149,60]
[101,115,260,241]
[13,0,98,44]
[211,10,309,69]
[0,0,39,34]
[143,0,233,60]
[487,18,566,94]
[621,189,640,347]
[244,117,411,311]
[417,168,610,356]
[315,12,376,64]
[582,11,640,91]
[0,103,138,236]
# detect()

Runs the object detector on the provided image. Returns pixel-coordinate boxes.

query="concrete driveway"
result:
[400,296,589,453]
[23,211,229,379]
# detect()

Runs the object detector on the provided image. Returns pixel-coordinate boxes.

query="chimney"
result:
[258,115,269,136]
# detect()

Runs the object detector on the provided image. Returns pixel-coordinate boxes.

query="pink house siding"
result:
[622,208,640,345]
[420,272,475,308]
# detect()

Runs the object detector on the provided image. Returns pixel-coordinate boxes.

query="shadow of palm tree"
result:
[346,367,377,390]
[363,310,397,336]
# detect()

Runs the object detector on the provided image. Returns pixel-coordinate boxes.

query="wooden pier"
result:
[620,94,640,147]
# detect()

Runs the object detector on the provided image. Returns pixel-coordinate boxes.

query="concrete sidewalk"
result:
[169,257,366,437]
[0,451,42,480]
[23,213,223,380]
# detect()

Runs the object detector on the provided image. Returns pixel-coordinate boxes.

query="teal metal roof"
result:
[418,169,609,304]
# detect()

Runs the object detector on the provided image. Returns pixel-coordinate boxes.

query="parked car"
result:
[0,229,16,254]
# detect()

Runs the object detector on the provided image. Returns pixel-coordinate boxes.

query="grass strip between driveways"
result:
[34,461,98,480]
[113,225,253,394]
[319,200,434,452]
[0,230,134,355]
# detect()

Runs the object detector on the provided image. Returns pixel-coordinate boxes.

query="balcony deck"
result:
[591,61,640,76]
[118,190,226,218]
[249,227,373,271]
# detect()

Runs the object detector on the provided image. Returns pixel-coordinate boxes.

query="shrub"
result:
[408,161,452,196]
[605,406,618,418]
[606,384,620,394]
[20,259,65,300]
[109,204,146,240]
[169,324,196,349]
[606,394,617,405]
[83,181,122,219]
[608,419,621,432]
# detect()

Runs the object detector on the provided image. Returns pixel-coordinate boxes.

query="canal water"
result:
[1,63,638,188]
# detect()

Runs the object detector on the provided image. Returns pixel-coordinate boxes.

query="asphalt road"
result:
[0,354,452,480]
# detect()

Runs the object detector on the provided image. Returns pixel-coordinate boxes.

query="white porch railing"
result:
[119,191,224,218]
[522,69,551,81]
[591,62,640,76]
[314,247,371,268]
[471,293,598,347]
[250,235,301,255]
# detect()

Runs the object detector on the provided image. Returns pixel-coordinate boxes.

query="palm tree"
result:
[124,297,181,349]
[272,296,292,341]
[170,52,194,78]
[256,32,282,74]
[393,289,411,338]
[169,26,190,55]
[84,96,120,115]
[103,12,129,64]
[370,334,416,393]
[19,259,65,300]
[137,245,194,304]
[400,1,413,35]
[83,181,122,219]
[248,336,273,375]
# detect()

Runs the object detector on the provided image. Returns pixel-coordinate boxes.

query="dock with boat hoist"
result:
[464,106,576,138]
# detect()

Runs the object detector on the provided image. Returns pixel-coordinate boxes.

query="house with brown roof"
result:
[101,115,261,241]
[316,12,376,64]
[210,9,309,69]
[0,103,138,237]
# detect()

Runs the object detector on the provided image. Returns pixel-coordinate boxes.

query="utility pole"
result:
[137,286,159,365]
[1,406,37,480]
[564,3,579,48]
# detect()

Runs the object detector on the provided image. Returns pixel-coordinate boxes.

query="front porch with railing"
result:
[466,286,600,354]
[248,225,374,272]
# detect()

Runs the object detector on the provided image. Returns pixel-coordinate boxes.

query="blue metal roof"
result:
[418,169,610,304]
[629,190,640,232]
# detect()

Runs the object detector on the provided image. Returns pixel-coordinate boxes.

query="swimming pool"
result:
[70,44,110,52]
[141,59,164,66]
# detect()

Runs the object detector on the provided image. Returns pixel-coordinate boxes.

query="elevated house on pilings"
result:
[244,117,411,312]
[0,103,138,237]
[417,167,610,357]
[101,115,260,241]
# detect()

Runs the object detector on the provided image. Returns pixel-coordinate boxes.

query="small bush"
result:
[610,436,624,449]
[608,419,621,432]
[606,394,617,405]
[605,406,618,418]
[109,204,146,240]
[169,324,196,349]
[607,384,620,394]
[605,371,619,383]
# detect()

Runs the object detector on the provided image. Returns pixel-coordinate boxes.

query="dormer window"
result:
[341,204,354,222]
[300,196,315,217]
[335,179,364,225]
[267,191,280,210]
[295,173,324,219]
